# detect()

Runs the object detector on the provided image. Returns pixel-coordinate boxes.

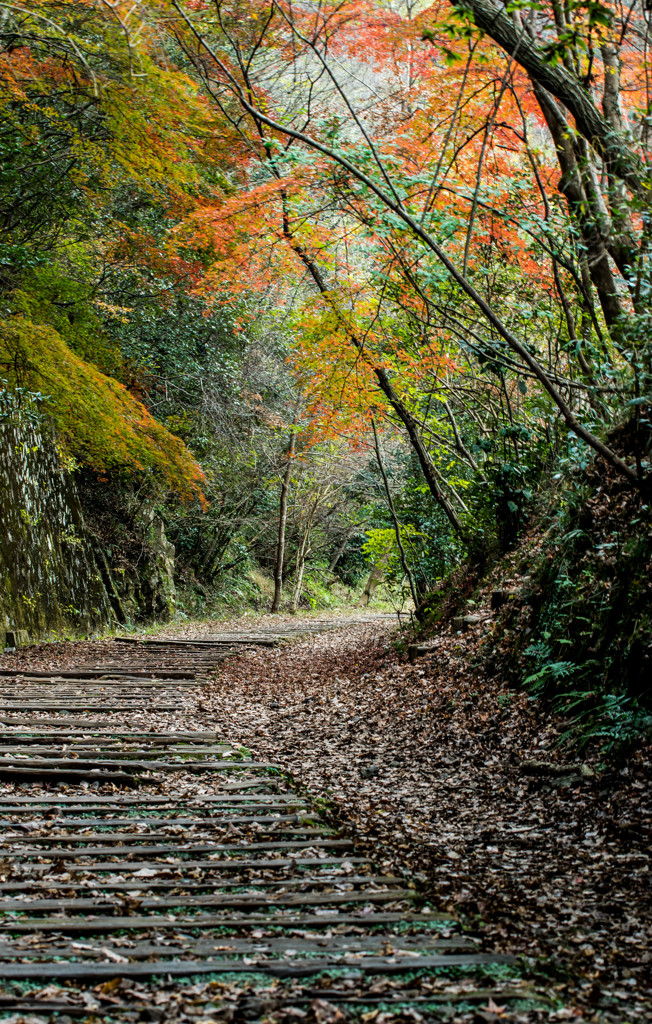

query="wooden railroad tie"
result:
[0,623,531,1017]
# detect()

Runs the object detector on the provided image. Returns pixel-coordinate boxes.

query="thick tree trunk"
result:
[449,0,643,194]
[531,82,628,327]
[271,431,295,613]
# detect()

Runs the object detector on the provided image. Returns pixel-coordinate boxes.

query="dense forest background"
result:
[0,0,650,751]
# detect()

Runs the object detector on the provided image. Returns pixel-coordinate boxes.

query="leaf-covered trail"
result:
[0,611,648,1022]
[0,614,531,1023]
[203,614,651,1022]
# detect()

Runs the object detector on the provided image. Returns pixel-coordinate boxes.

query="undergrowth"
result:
[484,445,652,755]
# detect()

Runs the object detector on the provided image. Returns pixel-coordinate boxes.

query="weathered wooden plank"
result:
[0,805,305,818]
[0,797,299,810]
[0,679,197,687]
[0,910,453,934]
[13,856,368,873]
[0,888,413,912]
[8,838,353,858]
[10,832,338,856]
[0,757,274,771]
[0,704,186,711]
[0,989,549,1014]
[0,668,199,680]
[0,697,189,703]
[0,875,401,895]
[0,875,399,895]
[0,747,237,760]
[0,813,310,827]
[0,934,473,958]
[0,716,189,727]
[0,731,221,740]
[114,637,274,648]
[0,752,237,764]
[8,825,329,843]
[0,767,137,785]
[0,785,281,803]
[0,953,511,980]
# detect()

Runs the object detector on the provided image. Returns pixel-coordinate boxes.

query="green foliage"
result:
[0,0,228,504]
[515,458,652,754]
[11,270,125,377]
[0,311,205,501]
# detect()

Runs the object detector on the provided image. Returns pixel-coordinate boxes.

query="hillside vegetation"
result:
[0,0,650,749]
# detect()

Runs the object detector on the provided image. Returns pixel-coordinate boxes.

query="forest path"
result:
[202,614,651,1024]
[0,614,540,1024]
[0,613,648,1022]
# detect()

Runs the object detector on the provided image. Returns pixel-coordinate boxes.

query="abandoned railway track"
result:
[0,618,540,1021]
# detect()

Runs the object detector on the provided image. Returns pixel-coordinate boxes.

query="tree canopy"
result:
[1,0,650,615]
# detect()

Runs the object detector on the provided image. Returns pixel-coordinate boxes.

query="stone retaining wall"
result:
[0,414,176,642]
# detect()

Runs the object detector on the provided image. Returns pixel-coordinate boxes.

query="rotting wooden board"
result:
[0,952,515,981]
[0,889,414,913]
[0,668,200,680]
[0,874,402,893]
[0,934,475,958]
[0,989,550,1016]
[0,744,236,754]
[0,793,298,806]
[0,716,208,728]
[9,837,351,857]
[0,700,188,708]
[0,689,193,695]
[0,748,241,761]
[114,637,279,647]
[0,910,454,935]
[266,987,548,1007]
[0,758,272,771]
[0,1000,101,1018]
[0,767,138,785]
[0,730,222,740]
[12,856,370,873]
[0,803,308,816]
[0,678,199,687]
[9,826,333,844]
[0,785,282,803]
[0,812,309,826]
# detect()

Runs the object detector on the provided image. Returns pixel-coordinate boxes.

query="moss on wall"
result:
[1,304,205,503]
[0,416,115,638]
[0,414,179,640]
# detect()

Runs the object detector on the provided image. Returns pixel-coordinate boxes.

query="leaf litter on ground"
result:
[0,611,649,1023]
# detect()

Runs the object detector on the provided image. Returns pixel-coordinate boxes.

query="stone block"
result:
[452,614,487,631]
[4,629,29,647]
[408,643,436,663]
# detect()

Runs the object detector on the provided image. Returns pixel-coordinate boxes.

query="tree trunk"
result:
[446,0,643,194]
[290,531,310,613]
[373,368,467,536]
[363,552,389,605]
[329,524,357,573]
[531,82,628,327]
[371,417,420,613]
[271,431,295,613]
